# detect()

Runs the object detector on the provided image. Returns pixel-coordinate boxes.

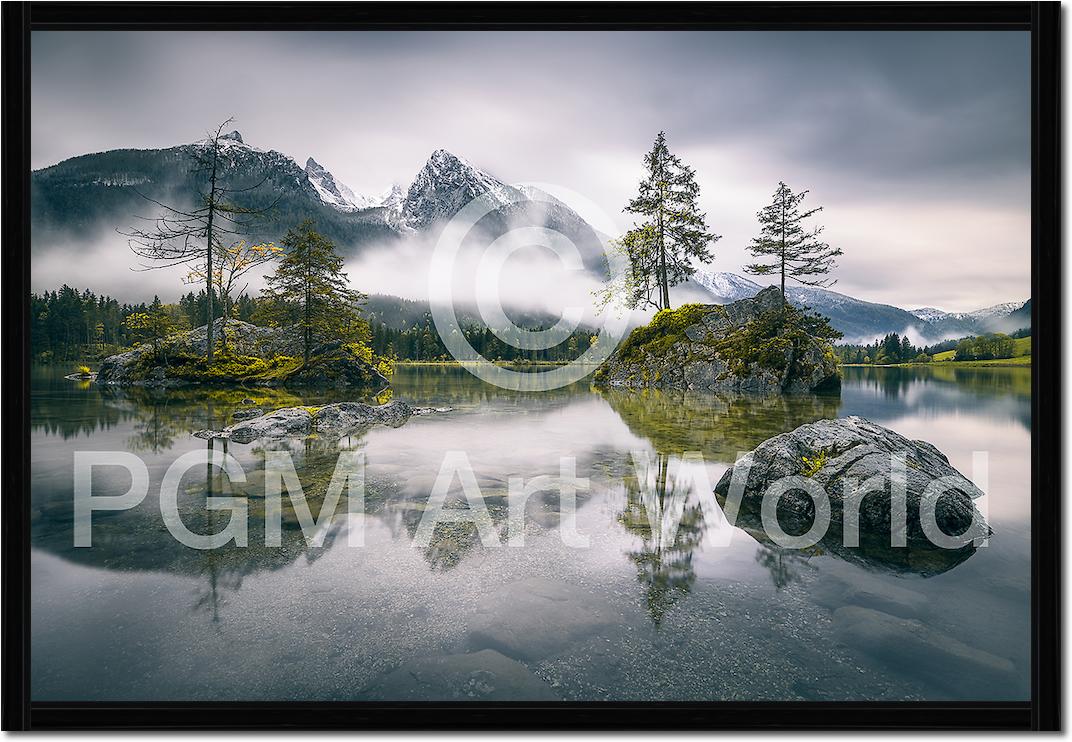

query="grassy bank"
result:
[843,336,1031,369]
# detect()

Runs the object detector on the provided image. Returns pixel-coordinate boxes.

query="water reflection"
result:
[720,488,979,580]
[30,363,1031,702]
[755,545,814,591]
[601,387,841,462]
[842,366,1030,431]
[618,452,706,625]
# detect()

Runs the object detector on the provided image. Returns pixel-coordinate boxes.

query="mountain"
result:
[399,149,521,230]
[393,149,607,268]
[909,300,1030,336]
[1003,299,1031,333]
[688,271,762,303]
[378,184,407,212]
[304,157,378,210]
[31,136,603,267]
[30,134,1029,338]
[690,270,1029,343]
[31,131,396,251]
[908,307,950,324]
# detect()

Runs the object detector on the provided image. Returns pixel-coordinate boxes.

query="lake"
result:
[30,364,1031,702]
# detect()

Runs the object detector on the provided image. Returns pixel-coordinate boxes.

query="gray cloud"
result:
[31,30,1030,311]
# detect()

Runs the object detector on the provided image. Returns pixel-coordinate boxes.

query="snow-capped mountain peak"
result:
[400,149,521,230]
[377,183,406,212]
[305,157,376,211]
[195,129,260,153]
[690,270,763,302]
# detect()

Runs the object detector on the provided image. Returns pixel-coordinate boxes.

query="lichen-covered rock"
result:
[714,416,988,549]
[595,286,840,394]
[196,399,421,444]
[96,318,388,390]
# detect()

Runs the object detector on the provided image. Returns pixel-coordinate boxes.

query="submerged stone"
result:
[362,649,559,701]
[832,606,1016,697]
[467,577,616,662]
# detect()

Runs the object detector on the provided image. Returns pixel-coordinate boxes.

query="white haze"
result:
[346,231,633,330]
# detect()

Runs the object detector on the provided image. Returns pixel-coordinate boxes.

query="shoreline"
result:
[841,357,1031,369]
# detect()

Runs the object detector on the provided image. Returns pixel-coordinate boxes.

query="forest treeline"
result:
[835,329,1029,365]
[30,285,596,364]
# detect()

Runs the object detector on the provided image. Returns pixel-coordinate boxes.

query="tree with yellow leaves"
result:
[186,239,282,353]
[122,118,278,364]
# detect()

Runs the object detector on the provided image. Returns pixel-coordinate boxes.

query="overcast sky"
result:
[32,30,1030,311]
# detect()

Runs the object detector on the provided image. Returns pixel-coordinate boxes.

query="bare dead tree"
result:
[120,118,277,363]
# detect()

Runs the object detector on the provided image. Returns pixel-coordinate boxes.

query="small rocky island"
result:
[595,286,840,394]
[195,399,450,444]
[96,318,388,390]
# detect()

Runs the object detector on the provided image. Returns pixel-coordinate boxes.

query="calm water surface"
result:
[30,364,1031,701]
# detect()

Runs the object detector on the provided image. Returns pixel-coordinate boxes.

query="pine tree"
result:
[617,132,718,311]
[259,220,368,364]
[744,182,842,308]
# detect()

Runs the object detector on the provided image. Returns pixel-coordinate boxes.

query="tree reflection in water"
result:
[754,545,814,591]
[619,452,706,626]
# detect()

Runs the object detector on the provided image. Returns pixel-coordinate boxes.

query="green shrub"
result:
[800,449,828,477]
[161,352,304,383]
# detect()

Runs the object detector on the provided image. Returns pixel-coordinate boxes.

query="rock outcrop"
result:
[595,286,840,394]
[195,400,451,444]
[96,318,388,390]
[714,416,989,560]
[196,399,416,443]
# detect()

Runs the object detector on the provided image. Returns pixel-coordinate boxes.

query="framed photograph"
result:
[3,1,1060,731]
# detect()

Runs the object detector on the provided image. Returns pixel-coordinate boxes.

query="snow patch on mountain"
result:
[963,301,1026,322]
[909,307,950,322]
[197,130,263,154]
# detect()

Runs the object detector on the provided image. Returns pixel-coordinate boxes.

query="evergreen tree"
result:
[259,220,368,364]
[744,182,842,307]
[122,296,187,363]
[616,132,718,311]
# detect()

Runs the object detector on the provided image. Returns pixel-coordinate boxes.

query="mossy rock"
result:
[596,286,841,394]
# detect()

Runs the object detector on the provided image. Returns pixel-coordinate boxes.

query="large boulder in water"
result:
[595,286,840,394]
[714,416,989,568]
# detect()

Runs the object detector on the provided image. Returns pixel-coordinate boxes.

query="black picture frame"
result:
[1,1,1060,731]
